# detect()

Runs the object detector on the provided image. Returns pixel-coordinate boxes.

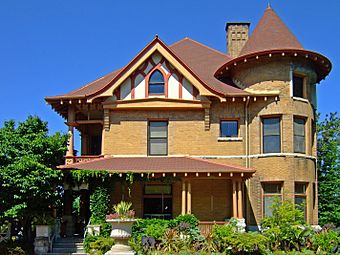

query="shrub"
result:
[174,214,199,227]
[261,199,313,251]
[84,235,114,255]
[90,187,110,224]
[230,232,268,254]
[311,229,340,254]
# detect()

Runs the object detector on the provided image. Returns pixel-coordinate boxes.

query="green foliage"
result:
[261,199,313,251]
[317,112,340,226]
[84,235,114,255]
[71,170,109,183]
[89,187,110,224]
[229,232,268,254]
[0,116,67,223]
[100,222,112,238]
[32,213,55,225]
[0,240,31,255]
[112,201,132,219]
[312,229,340,254]
[174,214,199,227]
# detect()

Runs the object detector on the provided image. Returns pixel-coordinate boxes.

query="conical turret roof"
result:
[240,5,303,56]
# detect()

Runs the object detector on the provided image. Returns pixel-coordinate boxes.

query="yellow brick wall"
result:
[99,58,319,226]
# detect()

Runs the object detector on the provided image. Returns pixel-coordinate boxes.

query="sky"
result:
[0,0,339,141]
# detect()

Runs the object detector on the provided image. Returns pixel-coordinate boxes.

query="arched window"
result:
[149,70,165,95]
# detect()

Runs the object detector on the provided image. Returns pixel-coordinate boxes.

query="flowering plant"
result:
[106,201,135,220]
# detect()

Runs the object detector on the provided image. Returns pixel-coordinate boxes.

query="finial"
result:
[267,2,272,9]
[155,34,159,38]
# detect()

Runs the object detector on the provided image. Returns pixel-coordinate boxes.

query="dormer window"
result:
[293,74,305,98]
[149,70,165,95]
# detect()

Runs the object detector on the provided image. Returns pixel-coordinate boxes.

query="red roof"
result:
[170,38,247,96]
[59,156,254,175]
[240,5,303,56]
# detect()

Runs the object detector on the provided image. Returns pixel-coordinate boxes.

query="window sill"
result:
[292,97,309,103]
[217,137,243,142]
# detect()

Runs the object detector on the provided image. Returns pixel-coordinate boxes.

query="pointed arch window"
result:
[149,70,165,95]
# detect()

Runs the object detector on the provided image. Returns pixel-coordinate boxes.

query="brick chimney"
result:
[226,22,250,57]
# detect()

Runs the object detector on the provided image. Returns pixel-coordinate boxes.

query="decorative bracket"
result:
[104,109,110,131]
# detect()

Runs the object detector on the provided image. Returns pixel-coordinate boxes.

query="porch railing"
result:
[65,155,103,165]
[198,221,228,236]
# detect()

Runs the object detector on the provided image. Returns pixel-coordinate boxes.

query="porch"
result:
[59,156,254,236]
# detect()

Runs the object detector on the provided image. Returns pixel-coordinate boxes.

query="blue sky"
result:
[0,0,339,138]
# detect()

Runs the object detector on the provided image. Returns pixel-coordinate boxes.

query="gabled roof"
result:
[45,37,248,102]
[240,5,303,56]
[59,156,255,177]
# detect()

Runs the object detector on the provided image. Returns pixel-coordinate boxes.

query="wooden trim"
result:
[237,181,243,219]
[187,181,192,214]
[232,180,237,218]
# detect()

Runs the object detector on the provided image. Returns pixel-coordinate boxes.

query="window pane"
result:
[150,122,167,138]
[220,120,238,137]
[149,83,164,94]
[264,196,281,217]
[294,118,305,136]
[263,183,281,194]
[294,136,305,153]
[295,196,306,220]
[263,118,280,136]
[149,138,167,155]
[263,135,280,153]
[293,76,304,98]
[295,183,306,194]
[150,70,164,83]
[149,70,164,94]
[145,185,172,195]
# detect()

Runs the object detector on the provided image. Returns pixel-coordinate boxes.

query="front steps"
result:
[42,237,87,255]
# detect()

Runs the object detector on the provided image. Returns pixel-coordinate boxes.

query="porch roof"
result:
[58,156,255,177]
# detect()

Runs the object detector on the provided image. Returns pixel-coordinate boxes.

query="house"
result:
[45,5,331,234]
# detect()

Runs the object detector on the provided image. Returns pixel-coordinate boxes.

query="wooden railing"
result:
[198,221,228,236]
[65,155,103,165]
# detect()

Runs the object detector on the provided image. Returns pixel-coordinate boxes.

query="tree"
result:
[317,112,340,226]
[0,116,68,241]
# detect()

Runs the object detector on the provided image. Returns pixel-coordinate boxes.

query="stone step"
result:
[53,242,84,248]
[54,238,83,243]
[52,247,85,253]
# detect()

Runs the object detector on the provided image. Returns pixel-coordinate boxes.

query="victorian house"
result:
[45,6,331,233]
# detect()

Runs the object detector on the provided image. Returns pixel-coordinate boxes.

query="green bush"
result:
[230,232,268,254]
[90,187,110,224]
[174,214,199,227]
[0,241,29,255]
[84,235,114,255]
[261,199,313,252]
[311,229,340,254]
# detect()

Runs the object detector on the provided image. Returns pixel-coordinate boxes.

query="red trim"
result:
[129,77,135,99]
[179,75,183,99]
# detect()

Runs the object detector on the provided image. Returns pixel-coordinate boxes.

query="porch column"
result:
[66,125,74,156]
[66,106,75,157]
[187,181,192,214]
[181,181,186,215]
[237,181,243,219]
[232,180,237,218]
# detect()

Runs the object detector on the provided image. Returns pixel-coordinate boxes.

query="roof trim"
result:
[215,49,332,83]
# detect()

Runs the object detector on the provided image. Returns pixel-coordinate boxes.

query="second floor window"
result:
[262,117,281,153]
[149,70,165,95]
[295,183,307,221]
[220,120,238,137]
[294,117,306,153]
[293,74,304,98]
[148,121,168,156]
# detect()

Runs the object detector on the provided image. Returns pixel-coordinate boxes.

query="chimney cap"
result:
[226,22,250,31]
